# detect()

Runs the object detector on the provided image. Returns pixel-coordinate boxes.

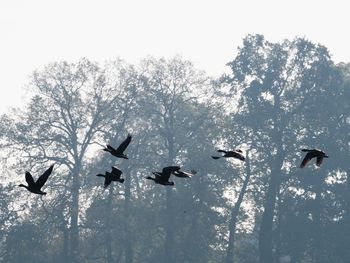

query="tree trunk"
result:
[225,154,252,263]
[273,190,284,263]
[164,187,174,262]
[106,186,114,263]
[164,133,175,263]
[312,170,324,263]
[124,167,133,263]
[70,165,81,263]
[258,165,281,263]
[62,225,69,261]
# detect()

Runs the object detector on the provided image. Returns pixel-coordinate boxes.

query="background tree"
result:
[223,34,338,262]
[0,58,132,262]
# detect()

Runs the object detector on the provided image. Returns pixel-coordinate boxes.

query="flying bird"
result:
[96,166,124,188]
[211,149,245,161]
[145,166,180,186]
[299,149,329,168]
[18,164,54,195]
[103,134,132,159]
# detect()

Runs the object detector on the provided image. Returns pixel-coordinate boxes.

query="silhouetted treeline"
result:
[0,35,349,263]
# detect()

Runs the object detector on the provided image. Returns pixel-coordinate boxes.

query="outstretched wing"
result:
[36,164,54,189]
[162,166,181,174]
[173,170,192,178]
[234,152,245,161]
[116,134,132,153]
[316,156,324,167]
[25,172,35,187]
[111,166,122,177]
[106,145,116,151]
[300,153,312,168]
[159,166,179,181]
[104,177,112,188]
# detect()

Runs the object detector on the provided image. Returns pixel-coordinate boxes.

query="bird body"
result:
[96,166,124,188]
[146,166,180,186]
[212,149,245,161]
[300,149,329,168]
[103,134,132,159]
[18,164,54,195]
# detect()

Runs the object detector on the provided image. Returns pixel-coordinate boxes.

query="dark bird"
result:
[211,149,245,161]
[96,166,124,188]
[103,134,132,159]
[18,164,54,195]
[300,149,329,168]
[173,169,197,178]
[146,166,180,186]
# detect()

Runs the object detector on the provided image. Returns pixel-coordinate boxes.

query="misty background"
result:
[1,1,350,263]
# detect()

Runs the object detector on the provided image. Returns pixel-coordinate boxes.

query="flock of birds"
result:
[18,134,329,195]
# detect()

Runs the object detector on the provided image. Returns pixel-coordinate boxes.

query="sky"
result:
[0,0,349,114]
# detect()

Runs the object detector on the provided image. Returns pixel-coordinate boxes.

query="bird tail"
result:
[211,156,221,159]
[217,150,227,153]
[301,149,310,152]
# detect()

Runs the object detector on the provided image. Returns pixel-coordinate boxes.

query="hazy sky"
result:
[0,0,349,113]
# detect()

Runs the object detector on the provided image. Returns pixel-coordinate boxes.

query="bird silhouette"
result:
[103,134,132,159]
[300,149,329,168]
[96,166,124,188]
[211,149,245,161]
[18,164,54,195]
[146,166,180,186]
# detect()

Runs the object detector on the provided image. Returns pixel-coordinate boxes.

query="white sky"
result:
[0,0,349,113]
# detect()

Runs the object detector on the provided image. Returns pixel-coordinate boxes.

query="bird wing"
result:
[300,153,313,168]
[162,166,181,174]
[234,152,245,161]
[316,156,324,166]
[36,164,54,189]
[25,172,35,187]
[111,166,122,177]
[106,145,115,151]
[173,170,192,178]
[104,177,112,188]
[116,134,132,153]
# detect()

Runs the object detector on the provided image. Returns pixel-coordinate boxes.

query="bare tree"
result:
[0,58,132,262]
